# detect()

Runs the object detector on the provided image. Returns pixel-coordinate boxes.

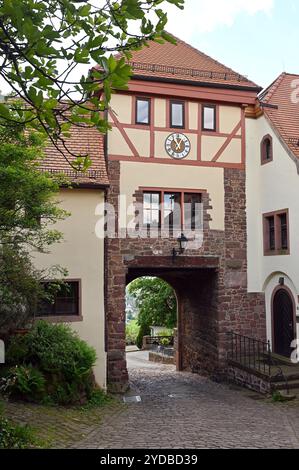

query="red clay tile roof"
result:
[41,125,109,187]
[115,35,260,90]
[260,72,299,159]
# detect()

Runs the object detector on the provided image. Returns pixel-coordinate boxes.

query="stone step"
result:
[269,352,298,367]
[272,381,299,391]
[270,372,299,383]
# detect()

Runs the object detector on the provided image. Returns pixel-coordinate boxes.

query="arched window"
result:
[261,134,273,164]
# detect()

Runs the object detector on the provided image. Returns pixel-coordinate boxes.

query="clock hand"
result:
[175,137,182,151]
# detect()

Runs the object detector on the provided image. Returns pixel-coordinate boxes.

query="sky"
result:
[164,0,299,89]
[0,0,298,95]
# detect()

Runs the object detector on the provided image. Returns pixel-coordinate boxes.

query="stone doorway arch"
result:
[106,255,220,392]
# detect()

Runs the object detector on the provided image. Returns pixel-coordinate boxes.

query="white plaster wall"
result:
[33,189,107,389]
[246,115,299,342]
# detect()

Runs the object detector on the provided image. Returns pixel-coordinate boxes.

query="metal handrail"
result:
[227,331,272,376]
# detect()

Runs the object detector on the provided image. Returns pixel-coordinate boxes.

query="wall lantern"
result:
[172,233,189,261]
[279,277,285,286]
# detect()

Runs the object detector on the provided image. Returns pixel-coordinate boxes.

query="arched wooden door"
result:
[272,288,295,357]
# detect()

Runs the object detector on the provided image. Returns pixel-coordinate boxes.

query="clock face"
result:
[165,133,191,159]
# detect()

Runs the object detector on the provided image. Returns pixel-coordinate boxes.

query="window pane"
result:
[279,213,288,250]
[151,209,160,225]
[143,193,151,209]
[136,99,150,124]
[265,140,272,160]
[164,193,181,229]
[143,193,160,226]
[203,106,215,130]
[171,103,184,127]
[268,216,275,250]
[151,193,160,209]
[143,209,151,225]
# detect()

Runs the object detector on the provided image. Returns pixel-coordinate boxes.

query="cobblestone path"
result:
[76,352,299,449]
[3,352,299,449]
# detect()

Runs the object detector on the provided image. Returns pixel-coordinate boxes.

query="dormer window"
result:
[261,135,273,164]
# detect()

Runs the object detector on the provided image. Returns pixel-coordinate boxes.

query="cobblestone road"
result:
[77,352,299,449]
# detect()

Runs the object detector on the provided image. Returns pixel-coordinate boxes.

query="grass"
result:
[79,388,114,411]
[0,389,122,449]
[0,401,39,449]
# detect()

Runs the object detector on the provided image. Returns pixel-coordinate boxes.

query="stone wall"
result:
[149,351,175,365]
[105,161,266,392]
[227,364,271,394]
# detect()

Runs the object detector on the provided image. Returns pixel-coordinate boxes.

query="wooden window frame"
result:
[261,134,273,165]
[263,209,290,256]
[36,279,82,323]
[202,104,217,132]
[135,97,151,126]
[140,187,204,232]
[170,100,185,129]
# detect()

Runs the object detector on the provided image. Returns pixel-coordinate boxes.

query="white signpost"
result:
[0,340,4,364]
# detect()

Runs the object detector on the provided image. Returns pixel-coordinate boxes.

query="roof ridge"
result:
[260,72,286,104]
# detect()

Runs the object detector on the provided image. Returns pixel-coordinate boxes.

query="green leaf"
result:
[78,4,91,17]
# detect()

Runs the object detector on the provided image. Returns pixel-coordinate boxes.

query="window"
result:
[202,105,216,131]
[142,189,202,232]
[170,101,184,128]
[184,193,202,230]
[38,281,80,317]
[143,192,160,226]
[263,210,289,255]
[261,135,273,164]
[136,98,150,125]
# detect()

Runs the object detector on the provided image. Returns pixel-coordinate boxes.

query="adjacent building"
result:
[247,72,299,359]
[33,126,108,389]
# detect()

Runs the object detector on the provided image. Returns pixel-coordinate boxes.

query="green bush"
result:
[125,320,139,345]
[1,365,45,401]
[157,329,173,337]
[159,337,170,347]
[136,323,150,350]
[4,320,97,405]
[0,417,35,449]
